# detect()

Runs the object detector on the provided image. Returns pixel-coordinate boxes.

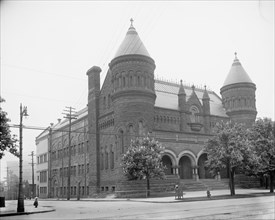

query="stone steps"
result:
[115,178,231,197]
[234,174,260,188]
[115,176,262,198]
[115,177,179,198]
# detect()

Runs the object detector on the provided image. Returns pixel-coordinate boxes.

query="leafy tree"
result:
[121,136,166,197]
[204,121,248,196]
[247,118,275,193]
[0,97,18,159]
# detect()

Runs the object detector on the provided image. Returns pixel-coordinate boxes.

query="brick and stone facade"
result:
[36,21,257,197]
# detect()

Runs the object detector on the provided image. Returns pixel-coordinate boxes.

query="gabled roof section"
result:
[223,53,253,87]
[113,19,151,59]
[155,79,228,117]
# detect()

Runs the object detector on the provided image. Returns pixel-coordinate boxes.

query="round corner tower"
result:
[109,19,156,138]
[220,53,257,127]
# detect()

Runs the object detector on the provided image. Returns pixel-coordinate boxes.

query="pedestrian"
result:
[33,197,38,208]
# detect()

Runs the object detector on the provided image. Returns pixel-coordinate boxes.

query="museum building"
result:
[36,21,257,198]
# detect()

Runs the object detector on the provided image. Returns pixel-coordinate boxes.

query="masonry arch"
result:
[161,150,177,175]
[178,151,196,179]
[197,153,212,179]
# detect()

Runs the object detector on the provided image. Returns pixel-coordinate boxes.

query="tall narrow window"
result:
[110,145,114,169]
[119,130,124,154]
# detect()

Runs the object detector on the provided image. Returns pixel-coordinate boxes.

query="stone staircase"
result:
[115,177,231,198]
[115,177,179,198]
[234,174,260,188]
[179,179,229,191]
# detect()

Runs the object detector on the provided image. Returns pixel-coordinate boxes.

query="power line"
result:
[2,63,85,81]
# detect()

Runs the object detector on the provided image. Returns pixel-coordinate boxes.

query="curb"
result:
[0,207,55,217]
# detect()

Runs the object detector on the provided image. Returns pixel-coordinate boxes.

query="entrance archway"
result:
[198,153,212,179]
[179,156,193,179]
[162,155,173,175]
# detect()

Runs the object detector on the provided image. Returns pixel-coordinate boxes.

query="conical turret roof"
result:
[223,53,253,87]
[113,19,151,59]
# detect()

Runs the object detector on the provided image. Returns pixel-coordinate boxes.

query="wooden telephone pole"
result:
[62,106,77,200]
[29,151,35,198]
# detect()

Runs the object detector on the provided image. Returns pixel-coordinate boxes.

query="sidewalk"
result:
[0,199,55,217]
[0,189,273,217]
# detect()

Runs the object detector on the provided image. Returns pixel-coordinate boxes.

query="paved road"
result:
[1,195,274,219]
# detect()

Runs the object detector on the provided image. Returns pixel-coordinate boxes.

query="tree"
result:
[247,118,275,193]
[0,97,18,159]
[121,136,166,197]
[204,121,248,196]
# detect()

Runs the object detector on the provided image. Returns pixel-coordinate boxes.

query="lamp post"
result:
[17,104,28,213]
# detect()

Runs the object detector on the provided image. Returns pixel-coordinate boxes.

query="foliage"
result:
[121,136,166,180]
[121,136,166,196]
[247,118,275,192]
[0,97,19,159]
[204,121,248,195]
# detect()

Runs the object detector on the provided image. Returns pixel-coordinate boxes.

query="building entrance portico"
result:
[179,156,193,179]
[162,155,173,175]
[198,153,212,179]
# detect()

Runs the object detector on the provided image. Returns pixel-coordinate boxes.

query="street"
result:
[1,195,274,219]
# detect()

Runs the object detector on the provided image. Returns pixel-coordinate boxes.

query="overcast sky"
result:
[0,1,274,180]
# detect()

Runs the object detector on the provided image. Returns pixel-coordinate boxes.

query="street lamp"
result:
[17,104,28,213]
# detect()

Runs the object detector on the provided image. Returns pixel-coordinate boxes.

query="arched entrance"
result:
[162,155,173,175]
[198,153,212,179]
[179,156,193,179]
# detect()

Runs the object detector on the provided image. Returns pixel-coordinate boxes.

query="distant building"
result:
[5,160,36,199]
[36,20,257,198]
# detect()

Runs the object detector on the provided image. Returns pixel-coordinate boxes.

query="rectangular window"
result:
[37,157,40,164]
[40,171,47,183]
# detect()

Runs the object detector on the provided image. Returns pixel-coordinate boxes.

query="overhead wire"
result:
[7,123,197,141]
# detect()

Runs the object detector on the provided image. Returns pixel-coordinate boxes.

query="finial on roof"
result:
[234,51,239,61]
[178,79,186,95]
[191,84,195,92]
[203,85,210,100]
[130,18,134,27]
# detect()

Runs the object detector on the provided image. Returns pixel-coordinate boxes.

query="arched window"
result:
[138,121,145,136]
[108,94,111,108]
[110,145,114,169]
[190,105,199,123]
[119,130,124,154]
[100,152,104,170]
[103,96,106,109]
[105,149,109,170]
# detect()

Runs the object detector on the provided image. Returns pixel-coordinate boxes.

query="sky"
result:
[0,1,274,180]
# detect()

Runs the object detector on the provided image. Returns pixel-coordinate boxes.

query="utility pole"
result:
[17,103,28,213]
[28,151,35,198]
[48,124,53,198]
[7,167,9,200]
[62,106,77,200]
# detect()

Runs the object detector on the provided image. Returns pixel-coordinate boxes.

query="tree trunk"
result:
[231,169,235,196]
[270,171,274,193]
[146,177,150,197]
